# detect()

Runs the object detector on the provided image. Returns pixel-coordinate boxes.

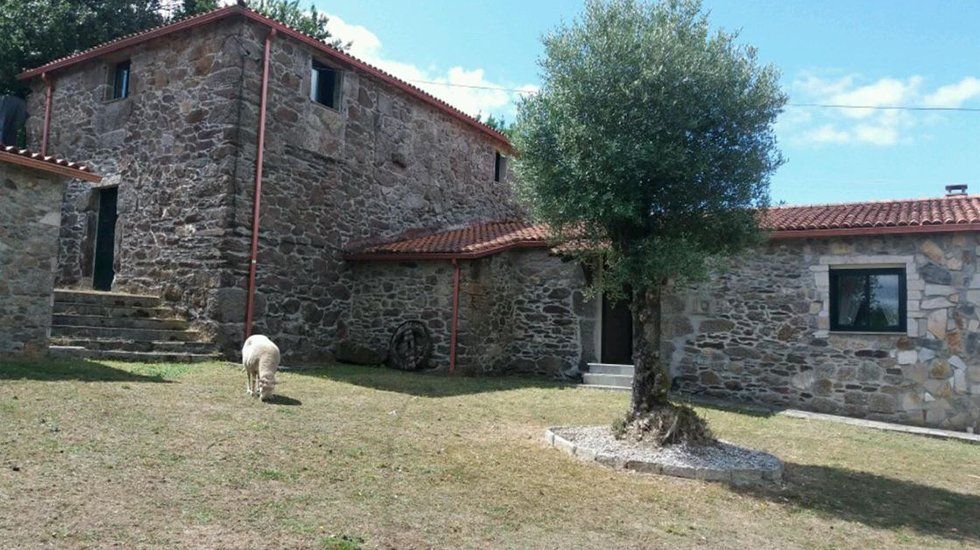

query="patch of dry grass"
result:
[0,359,977,549]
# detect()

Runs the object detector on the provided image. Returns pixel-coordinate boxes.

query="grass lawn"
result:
[0,359,977,549]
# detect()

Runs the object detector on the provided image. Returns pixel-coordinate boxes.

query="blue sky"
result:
[314,0,980,206]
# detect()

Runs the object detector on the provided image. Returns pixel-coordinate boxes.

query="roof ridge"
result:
[769,194,980,210]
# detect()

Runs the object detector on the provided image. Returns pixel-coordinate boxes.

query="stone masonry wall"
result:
[27,18,247,341]
[225,20,520,359]
[667,234,980,431]
[345,249,594,376]
[0,164,67,356]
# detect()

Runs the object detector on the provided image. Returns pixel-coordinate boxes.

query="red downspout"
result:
[244,28,276,340]
[449,258,461,373]
[41,73,53,156]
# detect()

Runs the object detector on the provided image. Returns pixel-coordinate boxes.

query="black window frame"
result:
[829,267,907,333]
[494,151,505,182]
[311,61,341,110]
[110,60,131,100]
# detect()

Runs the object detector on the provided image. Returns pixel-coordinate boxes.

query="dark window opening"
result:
[494,151,506,182]
[111,60,131,100]
[829,267,906,332]
[311,62,340,109]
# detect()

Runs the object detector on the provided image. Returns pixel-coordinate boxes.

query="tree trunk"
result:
[630,286,670,415]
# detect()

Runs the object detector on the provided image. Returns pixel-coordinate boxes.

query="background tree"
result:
[250,0,348,49]
[165,0,219,19]
[512,0,785,444]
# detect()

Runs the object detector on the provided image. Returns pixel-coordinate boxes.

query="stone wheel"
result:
[388,321,433,371]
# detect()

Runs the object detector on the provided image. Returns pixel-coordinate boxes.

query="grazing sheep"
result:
[242,334,280,401]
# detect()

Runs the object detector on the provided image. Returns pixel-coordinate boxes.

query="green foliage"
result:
[251,0,348,50]
[165,0,219,19]
[0,0,167,97]
[476,112,512,136]
[512,0,786,295]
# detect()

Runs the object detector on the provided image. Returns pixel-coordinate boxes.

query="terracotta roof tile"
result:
[17,5,510,149]
[349,195,980,260]
[0,146,100,182]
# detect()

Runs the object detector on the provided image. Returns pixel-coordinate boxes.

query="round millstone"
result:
[546,426,783,485]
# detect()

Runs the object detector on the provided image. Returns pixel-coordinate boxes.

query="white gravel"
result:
[548,426,782,484]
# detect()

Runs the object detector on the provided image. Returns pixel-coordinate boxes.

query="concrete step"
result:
[53,302,175,319]
[54,289,161,309]
[587,363,635,376]
[582,372,634,388]
[578,384,631,392]
[49,346,220,363]
[50,337,218,354]
[50,325,204,342]
[52,314,189,331]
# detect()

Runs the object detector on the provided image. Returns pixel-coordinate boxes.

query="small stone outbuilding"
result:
[0,147,101,356]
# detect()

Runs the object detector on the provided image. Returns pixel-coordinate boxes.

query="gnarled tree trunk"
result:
[630,285,670,415]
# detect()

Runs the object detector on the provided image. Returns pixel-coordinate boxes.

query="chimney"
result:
[945,184,968,197]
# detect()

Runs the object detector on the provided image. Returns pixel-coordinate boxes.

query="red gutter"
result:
[449,259,461,373]
[41,74,53,156]
[244,27,276,340]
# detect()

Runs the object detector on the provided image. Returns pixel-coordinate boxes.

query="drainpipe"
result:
[244,28,276,340]
[41,73,53,156]
[449,258,461,373]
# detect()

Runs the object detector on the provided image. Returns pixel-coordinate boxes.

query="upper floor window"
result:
[311,62,340,109]
[829,267,906,333]
[494,151,506,182]
[110,60,131,100]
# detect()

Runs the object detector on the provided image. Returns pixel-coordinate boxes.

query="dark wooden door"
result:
[92,187,117,291]
[601,293,633,364]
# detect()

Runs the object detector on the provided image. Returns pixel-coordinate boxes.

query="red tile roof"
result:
[348,195,980,260]
[764,194,980,237]
[0,146,101,182]
[17,4,511,150]
[346,221,552,260]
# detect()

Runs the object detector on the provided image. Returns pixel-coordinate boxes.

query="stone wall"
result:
[27,17,519,360]
[345,249,594,376]
[224,20,520,359]
[0,164,67,356]
[27,18,246,342]
[667,234,980,431]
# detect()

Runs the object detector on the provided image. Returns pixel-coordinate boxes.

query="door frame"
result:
[92,185,119,291]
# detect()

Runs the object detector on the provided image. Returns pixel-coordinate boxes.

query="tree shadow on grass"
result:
[733,462,980,543]
[289,363,573,397]
[0,358,173,383]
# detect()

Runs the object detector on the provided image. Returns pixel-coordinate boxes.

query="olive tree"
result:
[512,0,785,444]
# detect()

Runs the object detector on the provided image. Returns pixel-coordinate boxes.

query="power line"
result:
[404,78,980,112]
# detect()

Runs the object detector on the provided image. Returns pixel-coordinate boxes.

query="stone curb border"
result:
[545,427,783,485]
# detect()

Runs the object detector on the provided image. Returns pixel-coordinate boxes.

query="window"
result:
[111,60,131,100]
[829,267,906,332]
[494,151,506,182]
[311,62,340,109]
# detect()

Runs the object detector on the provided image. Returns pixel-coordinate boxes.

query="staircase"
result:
[49,289,220,363]
[581,363,634,391]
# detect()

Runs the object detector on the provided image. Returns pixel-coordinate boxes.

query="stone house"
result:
[0,147,101,356]
[14,5,978,430]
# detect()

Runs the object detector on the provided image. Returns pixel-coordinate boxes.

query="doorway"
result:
[600,293,633,364]
[92,186,117,291]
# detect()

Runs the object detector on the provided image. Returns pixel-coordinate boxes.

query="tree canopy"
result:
[0,0,346,98]
[512,0,785,436]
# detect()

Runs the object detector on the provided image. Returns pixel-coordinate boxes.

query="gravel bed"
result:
[547,425,782,484]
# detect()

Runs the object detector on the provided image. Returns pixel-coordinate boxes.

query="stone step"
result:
[582,372,634,388]
[50,325,204,343]
[52,314,189,331]
[587,363,635,376]
[53,301,175,319]
[50,337,218,354]
[49,346,220,364]
[54,289,161,309]
[577,384,631,392]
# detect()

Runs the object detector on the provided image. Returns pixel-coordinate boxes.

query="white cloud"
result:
[785,71,979,148]
[923,77,980,107]
[325,13,535,120]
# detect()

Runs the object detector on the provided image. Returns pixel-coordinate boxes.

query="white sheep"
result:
[242,334,280,401]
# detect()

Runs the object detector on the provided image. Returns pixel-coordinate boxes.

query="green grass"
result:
[0,359,977,548]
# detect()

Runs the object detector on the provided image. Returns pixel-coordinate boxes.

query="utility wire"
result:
[404,78,980,112]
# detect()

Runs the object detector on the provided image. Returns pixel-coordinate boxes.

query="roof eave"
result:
[768,223,980,240]
[344,241,548,262]
[0,150,101,182]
